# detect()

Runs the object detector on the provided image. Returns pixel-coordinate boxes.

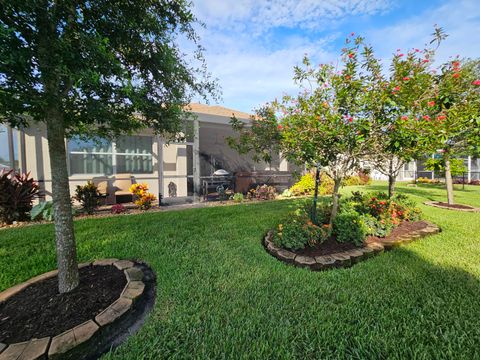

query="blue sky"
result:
[190,0,480,113]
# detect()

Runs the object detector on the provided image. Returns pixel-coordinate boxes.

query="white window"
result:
[68,135,153,176]
[0,125,19,171]
[68,137,113,175]
[116,136,153,174]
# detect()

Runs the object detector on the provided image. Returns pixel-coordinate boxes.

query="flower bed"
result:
[264,221,440,270]
[266,192,440,269]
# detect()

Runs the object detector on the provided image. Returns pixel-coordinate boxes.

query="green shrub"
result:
[73,181,100,215]
[302,197,332,226]
[360,213,392,237]
[0,170,40,224]
[417,176,440,184]
[232,192,244,203]
[273,211,328,250]
[281,189,293,198]
[31,201,54,221]
[333,209,367,246]
[343,171,372,186]
[290,173,315,195]
[289,172,334,196]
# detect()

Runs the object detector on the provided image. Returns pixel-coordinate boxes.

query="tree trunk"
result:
[46,114,79,293]
[388,175,396,199]
[311,166,320,224]
[444,155,455,205]
[329,177,342,227]
[387,158,396,198]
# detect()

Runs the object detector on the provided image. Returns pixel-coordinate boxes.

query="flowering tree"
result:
[230,35,375,225]
[364,30,445,198]
[422,58,480,204]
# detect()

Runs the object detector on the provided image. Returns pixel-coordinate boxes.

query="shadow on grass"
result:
[353,184,442,201]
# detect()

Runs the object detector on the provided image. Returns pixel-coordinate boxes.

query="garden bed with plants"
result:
[424,201,480,212]
[266,192,440,270]
[0,259,156,360]
[0,171,162,229]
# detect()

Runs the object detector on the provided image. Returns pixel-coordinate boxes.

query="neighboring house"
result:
[0,104,293,204]
[370,157,480,182]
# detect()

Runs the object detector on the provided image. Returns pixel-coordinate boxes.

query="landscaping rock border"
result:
[0,259,156,360]
[424,201,480,212]
[264,221,441,271]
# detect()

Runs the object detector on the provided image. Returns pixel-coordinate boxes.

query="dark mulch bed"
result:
[0,265,126,344]
[292,221,429,257]
[365,220,429,244]
[433,202,476,210]
[293,236,359,257]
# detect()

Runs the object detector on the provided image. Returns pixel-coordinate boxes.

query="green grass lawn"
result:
[1,183,480,359]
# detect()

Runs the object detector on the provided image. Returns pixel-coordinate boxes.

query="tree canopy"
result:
[0,0,218,136]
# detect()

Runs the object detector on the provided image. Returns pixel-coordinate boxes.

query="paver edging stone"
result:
[0,259,148,360]
[424,201,480,212]
[264,221,440,271]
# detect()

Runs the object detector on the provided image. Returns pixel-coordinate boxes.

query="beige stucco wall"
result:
[23,124,161,202]
[20,111,293,203]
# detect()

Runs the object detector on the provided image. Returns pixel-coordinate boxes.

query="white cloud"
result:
[365,0,480,62]
[205,42,336,111]
[189,0,480,113]
[194,0,392,32]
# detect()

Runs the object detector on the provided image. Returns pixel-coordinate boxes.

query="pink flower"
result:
[428,101,435,107]
[423,115,430,121]
[348,53,354,58]
[472,80,480,86]
[452,73,460,78]
[277,124,283,130]
[348,117,353,123]
[422,59,429,63]
[398,53,404,57]
[437,115,446,120]
[403,77,410,81]
[401,115,408,120]
[415,48,420,52]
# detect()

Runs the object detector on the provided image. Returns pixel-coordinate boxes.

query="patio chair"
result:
[113,173,133,203]
[92,176,109,205]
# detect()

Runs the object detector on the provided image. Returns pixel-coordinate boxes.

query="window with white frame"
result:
[68,137,113,175]
[68,135,153,176]
[0,124,19,171]
[116,136,153,174]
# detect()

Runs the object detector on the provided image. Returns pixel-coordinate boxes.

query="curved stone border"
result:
[0,259,154,360]
[264,221,441,271]
[424,201,480,212]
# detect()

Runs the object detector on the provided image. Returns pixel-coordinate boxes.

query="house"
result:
[0,104,294,204]
[370,157,480,182]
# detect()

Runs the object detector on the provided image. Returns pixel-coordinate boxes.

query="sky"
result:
[189,0,480,113]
